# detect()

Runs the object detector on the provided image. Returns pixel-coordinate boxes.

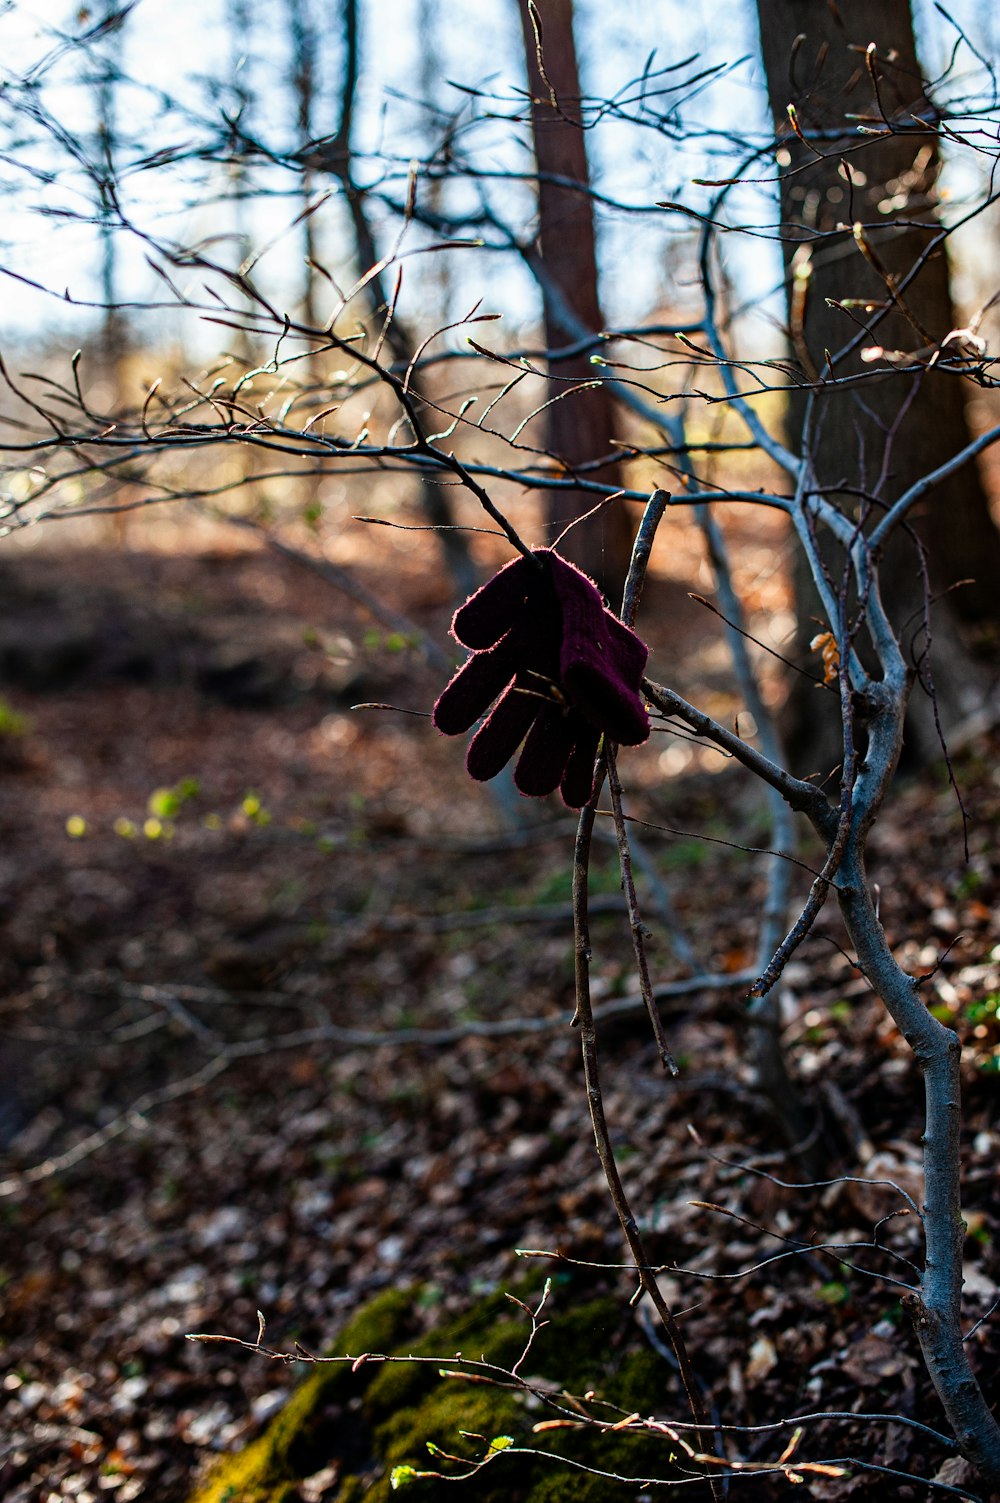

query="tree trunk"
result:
[94,18,126,377]
[301,0,477,600]
[285,0,321,342]
[754,0,1000,768]
[518,0,634,599]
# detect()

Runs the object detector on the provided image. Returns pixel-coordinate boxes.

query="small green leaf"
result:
[148,779,199,819]
[0,698,29,738]
[148,787,180,819]
[487,1435,514,1453]
[143,817,174,841]
[390,1465,419,1490]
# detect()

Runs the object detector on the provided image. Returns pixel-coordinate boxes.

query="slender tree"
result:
[301,0,477,598]
[86,5,132,383]
[517,0,634,597]
[285,0,322,340]
[224,0,258,365]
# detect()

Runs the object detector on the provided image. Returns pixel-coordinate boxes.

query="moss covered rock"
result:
[188,1281,691,1502]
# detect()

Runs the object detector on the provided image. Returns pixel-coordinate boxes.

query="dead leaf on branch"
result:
[810,631,840,687]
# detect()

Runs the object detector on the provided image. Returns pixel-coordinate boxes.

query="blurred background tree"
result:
[517,0,633,596]
[0,0,997,741]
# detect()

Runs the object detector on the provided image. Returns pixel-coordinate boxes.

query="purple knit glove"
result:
[433,550,649,807]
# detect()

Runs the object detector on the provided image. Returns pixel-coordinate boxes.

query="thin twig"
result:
[571,782,721,1493]
[604,744,678,1073]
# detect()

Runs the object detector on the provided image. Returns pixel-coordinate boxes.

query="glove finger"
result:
[514,703,578,797]
[565,657,650,745]
[548,550,608,640]
[432,634,520,735]
[452,553,536,650]
[560,721,602,808]
[606,611,648,671]
[598,614,650,744]
[465,683,540,782]
[554,567,650,745]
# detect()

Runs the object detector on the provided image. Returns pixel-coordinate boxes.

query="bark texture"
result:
[754,0,1000,766]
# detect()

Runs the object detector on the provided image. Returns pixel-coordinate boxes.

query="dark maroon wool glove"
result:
[432,550,649,807]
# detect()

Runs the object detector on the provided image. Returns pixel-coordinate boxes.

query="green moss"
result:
[187,1287,415,1503]
[188,1284,689,1503]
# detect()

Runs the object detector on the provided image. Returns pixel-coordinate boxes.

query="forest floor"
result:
[0,522,999,1502]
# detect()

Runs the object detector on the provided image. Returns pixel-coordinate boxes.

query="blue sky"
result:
[0,0,995,351]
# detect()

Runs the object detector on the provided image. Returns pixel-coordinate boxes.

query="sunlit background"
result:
[2,0,997,354]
